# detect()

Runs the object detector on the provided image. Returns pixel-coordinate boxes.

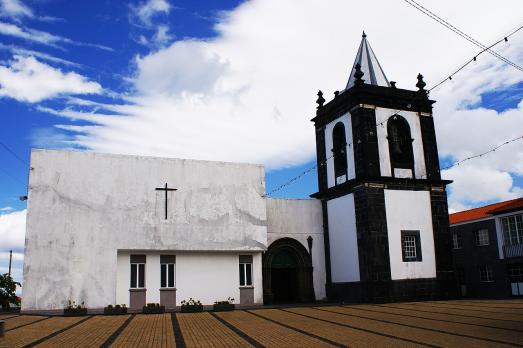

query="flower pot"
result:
[103,307,128,315]
[142,305,165,314]
[181,304,204,313]
[213,303,234,312]
[64,308,88,317]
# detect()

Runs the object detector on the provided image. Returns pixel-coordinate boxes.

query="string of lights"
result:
[428,23,523,92]
[404,0,523,73]
[264,25,522,197]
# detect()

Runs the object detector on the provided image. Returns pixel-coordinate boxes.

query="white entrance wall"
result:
[375,107,427,179]
[327,194,360,283]
[116,251,262,306]
[266,198,326,300]
[384,189,436,280]
[324,112,355,188]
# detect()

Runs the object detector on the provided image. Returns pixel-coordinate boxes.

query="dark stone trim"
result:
[315,125,328,192]
[279,309,436,347]
[419,115,441,180]
[311,177,452,200]
[312,84,434,127]
[100,314,135,348]
[321,200,332,294]
[209,312,264,347]
[171,313,186,348]
[348,304,523,333]
[5,316,50,332]
[377,304,523,324]
[24,315,92,348]
[262,238,315,304]
[246,310,345,348]
[316,307,522,347]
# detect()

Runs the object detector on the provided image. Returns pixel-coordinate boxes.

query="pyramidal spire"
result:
[346,31,390,89]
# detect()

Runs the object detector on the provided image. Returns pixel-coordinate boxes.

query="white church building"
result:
[22,33,455,313]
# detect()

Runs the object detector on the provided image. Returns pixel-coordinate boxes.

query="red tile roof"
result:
[449,198,523,225]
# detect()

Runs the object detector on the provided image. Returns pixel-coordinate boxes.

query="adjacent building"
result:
[450,198,523,298]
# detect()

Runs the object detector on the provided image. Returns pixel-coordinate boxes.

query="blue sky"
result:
[0,0,522,288]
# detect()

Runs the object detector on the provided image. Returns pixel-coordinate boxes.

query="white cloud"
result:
[152,24,173,47]
[0,209,26,253]
[36,0,523,211]
[132,0,171,27]
[0,55,102,103]
[0,0,33,20]
[0,206,13,212]
[0,21,113,51]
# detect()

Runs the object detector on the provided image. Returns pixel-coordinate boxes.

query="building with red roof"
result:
[449,198,523,298]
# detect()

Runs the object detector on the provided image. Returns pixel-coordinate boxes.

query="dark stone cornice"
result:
[311,84,435,127]
[311,176,452,200]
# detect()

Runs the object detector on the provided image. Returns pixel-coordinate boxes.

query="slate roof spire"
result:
[346,31,390,89]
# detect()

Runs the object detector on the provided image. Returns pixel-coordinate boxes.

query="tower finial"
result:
[362,30,367,38]
[416,73,427,92]
[354,63,365,86]
[316,90,325,108]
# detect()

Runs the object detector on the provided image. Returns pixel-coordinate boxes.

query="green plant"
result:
[0,273,21,309]
[66,300,85,310]
[181,298,202,306]
[214,297,234,305]
[146,303,160,308]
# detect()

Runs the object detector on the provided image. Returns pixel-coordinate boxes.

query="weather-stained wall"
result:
[22,149,267,310]
[266,198,326,300]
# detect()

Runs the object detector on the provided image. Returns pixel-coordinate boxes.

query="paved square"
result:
[1,300,522,347]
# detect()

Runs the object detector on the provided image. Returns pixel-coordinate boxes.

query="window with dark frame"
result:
[401,230,422,262]
[239,255,253,287]
[130,254,146,289]
[160,255,176,288]
[474,229,490,246]
[452,231,463,249]
[479,265,494,282]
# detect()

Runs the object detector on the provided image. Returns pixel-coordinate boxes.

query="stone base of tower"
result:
[328,275,456,303]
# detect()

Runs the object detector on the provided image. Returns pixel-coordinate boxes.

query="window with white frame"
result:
[160,255,175,288]
[475,229,490,246]
[401,231,422,262]
[501,214,523,246]
[479,265,494,282]
[130,255,146,289]
[239,255,253,287]
[452,232,463,249]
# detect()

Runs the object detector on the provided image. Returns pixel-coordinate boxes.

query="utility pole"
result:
[8,250,12,276]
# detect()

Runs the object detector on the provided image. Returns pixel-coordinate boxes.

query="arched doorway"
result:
[263,238,315,304]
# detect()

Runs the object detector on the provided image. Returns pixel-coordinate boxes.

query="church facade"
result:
[22,33,454,313]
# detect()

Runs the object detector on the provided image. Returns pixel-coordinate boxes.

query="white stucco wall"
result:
[327,194,360,283]
[116,251,262,306]
[266,198,326,300]
[23,150,267,310]
[384,189,436,280]
[324,112,355,188]
[375,107,427,178]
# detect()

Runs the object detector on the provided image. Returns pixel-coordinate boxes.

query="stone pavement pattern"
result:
[0,300,522,347]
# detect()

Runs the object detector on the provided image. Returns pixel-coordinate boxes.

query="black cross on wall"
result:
[155,183,177,220]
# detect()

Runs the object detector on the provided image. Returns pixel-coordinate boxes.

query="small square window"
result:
[401,230,422,262]
[479,265,494,282]
[475,229,490,246]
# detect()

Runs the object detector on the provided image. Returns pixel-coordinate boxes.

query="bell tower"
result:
[312,32,455,302]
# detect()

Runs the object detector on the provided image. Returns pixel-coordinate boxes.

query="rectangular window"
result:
[502,214,523,246]
[160,255,176,288]
[401,230,422,262]
[475,229,490,246]
[452,232,463,249]
[239,255,253,287]
[508,264,523,283]
[479,265,494,282]
[130,254,146,289]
